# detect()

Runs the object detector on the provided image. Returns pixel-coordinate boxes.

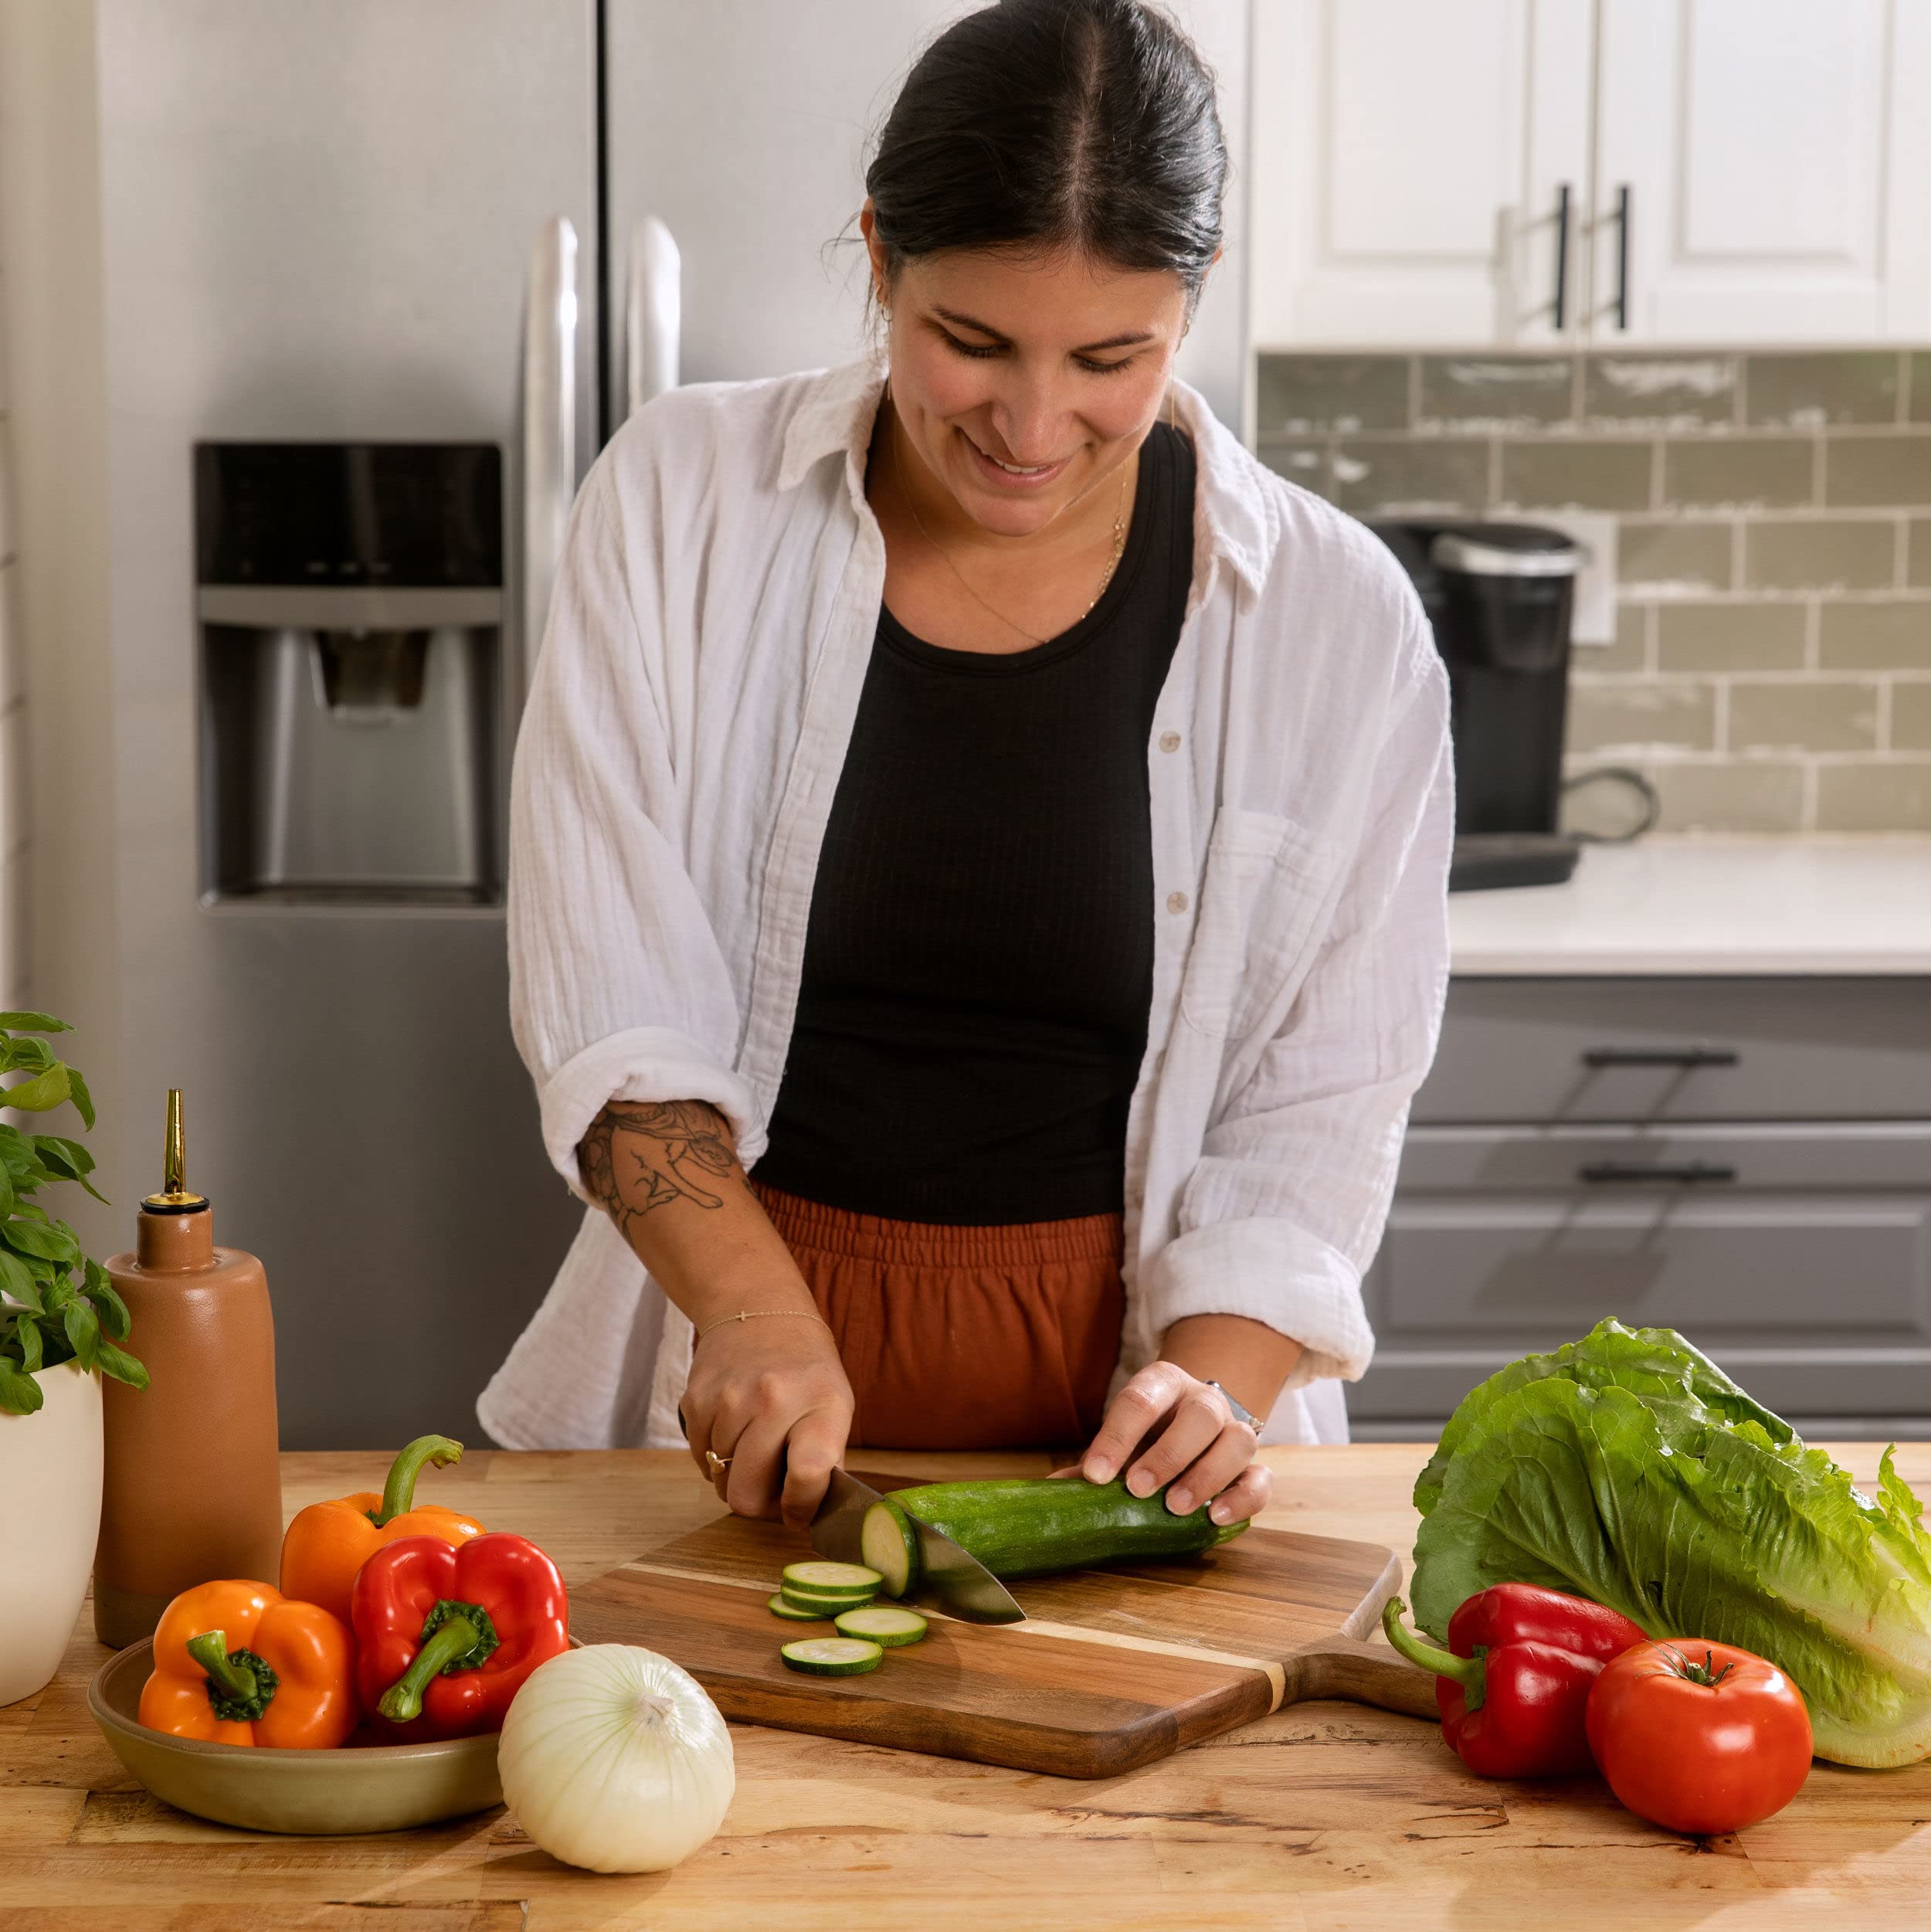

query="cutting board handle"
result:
[1281,1636,1439,1720]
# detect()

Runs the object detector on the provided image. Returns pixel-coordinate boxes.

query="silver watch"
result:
[1205,1380,1258,1430]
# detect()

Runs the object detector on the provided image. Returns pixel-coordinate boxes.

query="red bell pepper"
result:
[1383,1584,1648,1778]
[351,1532,570,1741]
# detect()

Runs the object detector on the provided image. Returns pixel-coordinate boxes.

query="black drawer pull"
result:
[1578,1162,1739,1186]
[1581,1047,1739,1070]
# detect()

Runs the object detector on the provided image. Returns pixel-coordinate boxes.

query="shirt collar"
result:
[777,358,1277,598]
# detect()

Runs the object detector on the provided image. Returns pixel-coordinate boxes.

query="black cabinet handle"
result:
[1581,1046,1739,1069]
[1552,182,1573,331]
[1612,183,1631,331]
[1579,1161,1738,1186]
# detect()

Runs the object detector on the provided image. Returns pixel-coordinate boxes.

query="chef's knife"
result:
[810,1466,1025,1625]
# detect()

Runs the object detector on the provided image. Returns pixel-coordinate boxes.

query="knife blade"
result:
[809,1467,1025,1625]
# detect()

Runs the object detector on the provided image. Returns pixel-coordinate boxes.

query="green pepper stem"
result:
[185,1631,257,1704]
[377,1611,484,1723]
[368,1433,463,1527]
[1382,1597,1485,1695]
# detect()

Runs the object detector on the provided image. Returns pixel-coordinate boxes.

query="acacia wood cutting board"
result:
[572,1472,1433,1778]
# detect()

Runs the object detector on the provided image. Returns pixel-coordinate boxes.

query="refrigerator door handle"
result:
[625,215,681,419]
[518,214,579,707]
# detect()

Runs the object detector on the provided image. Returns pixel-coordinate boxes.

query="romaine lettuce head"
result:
[1413,1317,1794,1516]
[1411,1322,1931,1768]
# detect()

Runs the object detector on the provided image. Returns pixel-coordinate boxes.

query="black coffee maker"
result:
[1371,519,1585,891]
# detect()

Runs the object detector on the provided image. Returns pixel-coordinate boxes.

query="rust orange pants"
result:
[748,1180,1125,1452]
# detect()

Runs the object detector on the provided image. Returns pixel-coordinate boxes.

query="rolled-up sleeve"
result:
[1138,633,1454,1390]
[507,460,761,1199]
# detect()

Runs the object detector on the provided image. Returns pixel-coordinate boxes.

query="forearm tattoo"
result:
[578,1099,736,1235]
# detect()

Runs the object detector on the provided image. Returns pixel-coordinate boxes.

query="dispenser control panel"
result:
[195,443,502,588]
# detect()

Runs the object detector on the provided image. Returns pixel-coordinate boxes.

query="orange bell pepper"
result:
[137,1579,357,1748]
[280,1435,484,1626]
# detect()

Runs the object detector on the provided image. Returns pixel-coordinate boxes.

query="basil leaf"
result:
[1,1037,55,1075]
[3,1066,70,1114]
[0,1248,42,1312]
[63,1299,99,1371]
[12,1311,42,1372]
[93,1339,148,1392]
[66,1068,96,1132]
[0,1357,43,1414]
[84,1275,131,1343]
[0,1011,72,1034]
[4,1219,80,1265]
[33,1136,104,1204]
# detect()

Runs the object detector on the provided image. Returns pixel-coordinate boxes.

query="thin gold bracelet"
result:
[694,1308,833,1342]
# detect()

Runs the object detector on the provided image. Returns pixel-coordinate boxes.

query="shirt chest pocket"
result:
[1176,807,1343,1042]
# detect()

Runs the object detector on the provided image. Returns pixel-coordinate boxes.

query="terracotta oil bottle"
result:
[92,1090,283,1648]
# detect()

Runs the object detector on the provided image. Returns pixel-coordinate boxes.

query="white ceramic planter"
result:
[0,1360,103,1706]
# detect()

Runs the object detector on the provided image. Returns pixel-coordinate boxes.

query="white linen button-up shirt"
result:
[478,358,1453,1453]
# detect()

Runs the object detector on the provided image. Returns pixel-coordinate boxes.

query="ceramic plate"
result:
[87,1638,503,1834]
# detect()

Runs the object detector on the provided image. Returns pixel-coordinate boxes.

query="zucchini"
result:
[768,1592,833,1622]
[833,1604,927,1647]
[875,1475,1249,1581]
[861,1495,919,1598]
[782,1561,882,1598]
[780,1583,875,1615]
[780,1637,884,1677]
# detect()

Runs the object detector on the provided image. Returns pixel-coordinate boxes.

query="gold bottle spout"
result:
[142,1088,209,1214]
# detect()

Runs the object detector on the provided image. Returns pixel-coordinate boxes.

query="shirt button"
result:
[1159,731,1182,752]
[1166,891,1189,915]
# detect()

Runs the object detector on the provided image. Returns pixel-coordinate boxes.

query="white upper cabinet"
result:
[1249,0,1593,348]
[1594,0,1931,341]
[1249,0,1931,348]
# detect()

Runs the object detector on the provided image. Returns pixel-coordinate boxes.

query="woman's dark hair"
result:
[864,0,1226,305]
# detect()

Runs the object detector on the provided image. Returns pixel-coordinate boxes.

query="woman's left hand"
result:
[1062,1362,1272,1526]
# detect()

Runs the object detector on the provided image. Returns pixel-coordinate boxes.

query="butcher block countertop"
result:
[8,1442,1931,1930]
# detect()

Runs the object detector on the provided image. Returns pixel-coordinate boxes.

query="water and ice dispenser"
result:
[195,443,506,904]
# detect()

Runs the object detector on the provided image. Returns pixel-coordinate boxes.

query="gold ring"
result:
[705,1449,731,1479]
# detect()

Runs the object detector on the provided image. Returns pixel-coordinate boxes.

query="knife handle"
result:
[1281,1636,1438,1720]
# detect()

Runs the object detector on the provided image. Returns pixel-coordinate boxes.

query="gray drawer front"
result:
[1413,978,1931,1123]
[1399,1123,1931,1192]
[1348,1349,1931,1424]
[1367,1194,1931,1342]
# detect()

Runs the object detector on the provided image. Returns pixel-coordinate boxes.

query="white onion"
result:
[498,1644,735,1873]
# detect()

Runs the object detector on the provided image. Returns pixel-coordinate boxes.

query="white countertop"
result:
[1449,837,1931,975]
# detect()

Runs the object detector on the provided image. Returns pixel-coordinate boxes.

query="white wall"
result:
[0,0,122,1254]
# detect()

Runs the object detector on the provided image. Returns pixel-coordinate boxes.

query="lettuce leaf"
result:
[1411,1319,1931,1768]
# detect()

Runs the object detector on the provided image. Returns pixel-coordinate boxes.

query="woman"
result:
[480,0,1452,1534]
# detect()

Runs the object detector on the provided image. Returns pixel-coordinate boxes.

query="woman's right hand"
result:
[680,1317,854,1531]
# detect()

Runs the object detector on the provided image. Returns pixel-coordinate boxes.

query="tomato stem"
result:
[1662,1645,1735,1689]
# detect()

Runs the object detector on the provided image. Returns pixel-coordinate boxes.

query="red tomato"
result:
[1585,1639,1813,1835]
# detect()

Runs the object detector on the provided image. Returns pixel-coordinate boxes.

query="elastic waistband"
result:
[749,1179,1123,1269]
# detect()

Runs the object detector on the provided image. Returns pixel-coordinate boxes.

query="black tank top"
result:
[755,421,1196,1224]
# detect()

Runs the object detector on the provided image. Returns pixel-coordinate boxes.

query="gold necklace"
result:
[890,412,1129,649]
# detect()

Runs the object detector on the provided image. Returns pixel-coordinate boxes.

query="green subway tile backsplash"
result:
[1331,437,1488,514]
[1743,519,1897,592]
[1498,440,1652,512]
[1582,355,1738,428]
[1743,351,1903,428]
[1654,601,1807,673]
[1253,345,1931,828]
[1417,355,1574,428]
[1661,438,1812,510]
[1824,434,1931,508]
[1254,354,1408,436]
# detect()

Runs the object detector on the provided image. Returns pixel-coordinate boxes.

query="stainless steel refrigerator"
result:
[76,0,1251,1448]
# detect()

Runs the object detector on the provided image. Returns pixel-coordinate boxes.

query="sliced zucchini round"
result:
[780,1584,876,1615]
[832,1604,928,1647]
[860,1498,918,1598]
[780,1637,884,1677]
[768,1592,832,1622]
[781,1560,884,1598]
